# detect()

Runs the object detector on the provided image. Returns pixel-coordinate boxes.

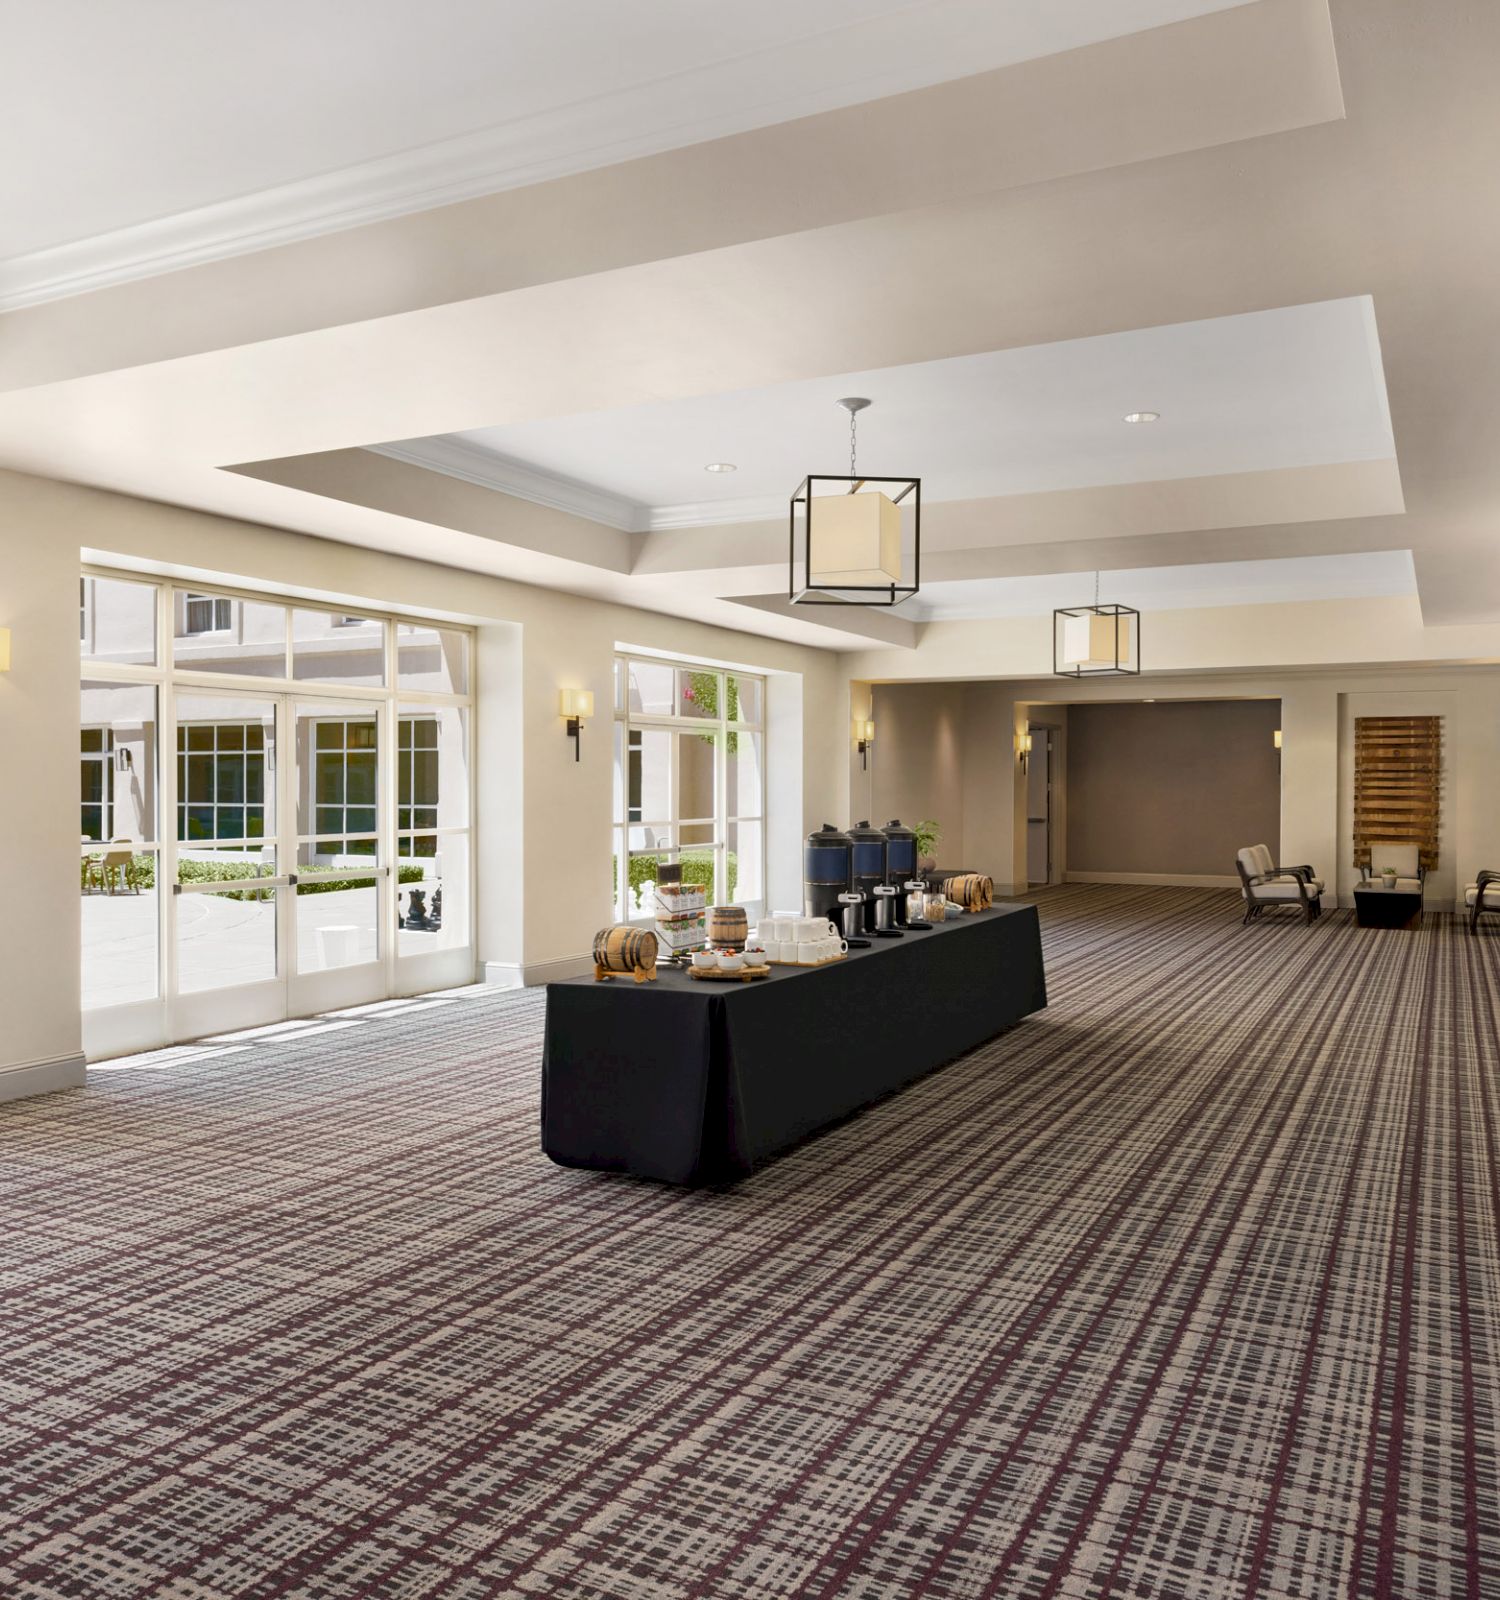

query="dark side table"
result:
[1353,885,1423,929]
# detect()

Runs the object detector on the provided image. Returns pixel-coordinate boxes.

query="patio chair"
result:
[1465,869,1500,933]
[1235,843,1324,926]
[99,840,142,895]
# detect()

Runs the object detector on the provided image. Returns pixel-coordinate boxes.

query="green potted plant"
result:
[914,819,941,873]
[1381,864,1398,889]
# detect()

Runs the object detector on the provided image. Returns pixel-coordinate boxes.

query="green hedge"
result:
[613,850,737,910]
[110,854,425,900]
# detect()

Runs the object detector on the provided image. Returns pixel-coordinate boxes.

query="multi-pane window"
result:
[307,715,441,857]
[398,716,440,840]
[183,593,232,635]
[177,722,265,841]
[312,719,378,853]
[612,656,766,919]
[81,729,114,841]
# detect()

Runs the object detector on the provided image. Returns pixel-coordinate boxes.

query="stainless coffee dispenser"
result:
[847,821,889,932]
[803,823,853,923]
[882,821,920,924]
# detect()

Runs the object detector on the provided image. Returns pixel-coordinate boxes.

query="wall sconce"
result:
[1016,730,1033,775]
[1273,727,1282,772]
[560,688,594,762]
[115,746,134,774]
[0,627,10,671]
[854,717,875,769]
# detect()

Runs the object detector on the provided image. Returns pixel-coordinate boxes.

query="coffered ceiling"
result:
[389,297,1396,530]
[2,0,1497,657]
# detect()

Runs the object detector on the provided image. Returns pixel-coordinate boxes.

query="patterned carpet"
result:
[2,884,1498,1599]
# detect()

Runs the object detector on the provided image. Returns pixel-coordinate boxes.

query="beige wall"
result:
[1065,701,1281,880]
[0,467,850,1082]
[868,683,968,861]
[0,507,86,1097]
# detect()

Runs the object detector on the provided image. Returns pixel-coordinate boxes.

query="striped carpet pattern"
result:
[2,885,1498,1598]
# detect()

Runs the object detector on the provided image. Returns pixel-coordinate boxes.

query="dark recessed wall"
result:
[1066,700,1281,877]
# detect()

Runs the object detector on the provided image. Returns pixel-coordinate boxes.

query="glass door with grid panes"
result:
[80,572,474,1057]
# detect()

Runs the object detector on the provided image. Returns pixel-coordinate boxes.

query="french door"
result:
[81,573,476,1060]
[169,692,390,1040]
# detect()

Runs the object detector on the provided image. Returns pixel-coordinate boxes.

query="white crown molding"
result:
[371,438,791,532]
[369,439,646,532]
[647,496,785,531]
[0,1,1246,311]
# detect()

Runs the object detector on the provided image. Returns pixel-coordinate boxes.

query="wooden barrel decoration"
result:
[941,873,993,912]
[592,925,659,983]
[706,904,749,950]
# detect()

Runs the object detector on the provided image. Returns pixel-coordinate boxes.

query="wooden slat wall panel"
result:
[1353,715,1442,870]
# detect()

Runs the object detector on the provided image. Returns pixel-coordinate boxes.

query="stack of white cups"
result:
[755,914,849,965]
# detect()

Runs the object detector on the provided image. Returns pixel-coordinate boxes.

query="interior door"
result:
[1026,730,1051,886]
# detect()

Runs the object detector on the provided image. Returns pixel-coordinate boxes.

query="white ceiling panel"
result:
[417,297,1394,526]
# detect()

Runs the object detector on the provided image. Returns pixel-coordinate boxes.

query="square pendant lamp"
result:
[790,398,919,607]
[1054,576,1140,677]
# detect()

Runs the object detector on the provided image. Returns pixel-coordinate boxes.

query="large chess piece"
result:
[404,888,431,930]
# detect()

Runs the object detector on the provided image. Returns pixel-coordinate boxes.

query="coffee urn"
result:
[803,823,853,923]
[881,821,920,923]
[848,821,889,932]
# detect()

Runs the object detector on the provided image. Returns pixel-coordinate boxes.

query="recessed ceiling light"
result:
[704,461,737,473]
[1123,411,1161,424]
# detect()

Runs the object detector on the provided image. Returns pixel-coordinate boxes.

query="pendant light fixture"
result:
[1054,571,1140,677]
[789,397,920,607]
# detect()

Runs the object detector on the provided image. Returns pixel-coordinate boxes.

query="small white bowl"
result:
[690,950,718,969]
[742,947,768,967]
[717,952,746,972]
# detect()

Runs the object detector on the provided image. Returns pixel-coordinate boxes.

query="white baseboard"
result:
[482,953,593,988]
[1066,871,1241,890]
[0,1053,87,1104]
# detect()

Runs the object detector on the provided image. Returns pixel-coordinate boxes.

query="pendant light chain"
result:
[849,405,858,477]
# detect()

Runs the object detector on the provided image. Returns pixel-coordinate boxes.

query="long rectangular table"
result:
[541,904,1046,1185]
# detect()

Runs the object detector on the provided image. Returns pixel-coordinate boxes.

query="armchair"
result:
[1465,869,1500,933]
[1235,843,1324,926]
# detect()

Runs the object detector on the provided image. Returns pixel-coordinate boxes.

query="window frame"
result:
[182,592,233,637]
[612,654,766,922]
[80,566,478,1041]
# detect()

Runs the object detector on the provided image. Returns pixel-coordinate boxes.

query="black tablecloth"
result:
[541,904,1046,1185]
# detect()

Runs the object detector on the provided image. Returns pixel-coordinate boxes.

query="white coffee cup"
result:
[796,941,822,964]
[717,951,745,972]
[760,916,787,942]
[795,916,838,942]
[690,950,717,970]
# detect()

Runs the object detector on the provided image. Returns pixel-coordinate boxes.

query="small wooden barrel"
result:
[592,925,659,983]
[942,873,994,912]
[706,904,749,950]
